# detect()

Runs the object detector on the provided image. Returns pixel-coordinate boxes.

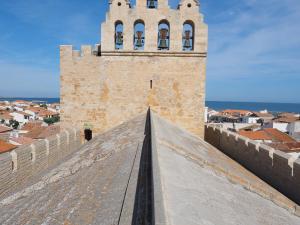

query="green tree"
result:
[40,104,48,109]
[9,120,19,129]
[43,116,60,125]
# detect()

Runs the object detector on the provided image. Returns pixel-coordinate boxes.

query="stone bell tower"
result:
[60,0,208,138]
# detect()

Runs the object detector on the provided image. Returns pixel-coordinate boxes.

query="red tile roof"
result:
[238,128,297,143]
[0,125,12,133]
[23,127,46,139]
[222,109,252,116]
[273,117,299,123]
[21,121,43,131]
[26,107,44,113]
[0,140,17,153]
[264,128,296,143]
[37,125,60,139]
[268,142,300,153]
[238,130,272,141]
[38,110,59,117]
[10,137,34,145]
[0,111,13,120]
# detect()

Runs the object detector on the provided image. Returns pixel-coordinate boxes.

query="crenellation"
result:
[273,150,293,176]
[81,45,93,56]
[72,50,80,58]
[0,128,81,199]
[205,125,300,205]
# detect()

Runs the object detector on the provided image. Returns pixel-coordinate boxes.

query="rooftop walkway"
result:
[0,111,299,225]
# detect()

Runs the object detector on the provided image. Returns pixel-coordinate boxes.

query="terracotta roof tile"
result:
[239,128,297,143]
[37,125,60,139]
[264,128,296,143]
[0,140,17,153]
[222,109,252,116]
[0,125,12,133]
[10,137,34,145]
[0,111,13,120]
[268,142,300,153]
[238,130,272,140]
[21,121,43,131]
[273,117,299,123]
[23,127,46,139]
[38,110,59,117]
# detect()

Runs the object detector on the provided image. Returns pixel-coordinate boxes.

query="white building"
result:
[10,112,31,124]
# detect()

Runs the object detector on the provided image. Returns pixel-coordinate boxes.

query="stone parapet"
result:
[205,125,300,205]
[0,127,81,199]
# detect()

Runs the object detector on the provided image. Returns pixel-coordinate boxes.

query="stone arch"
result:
[158,20,170,50]
[115,20,124,50]
[147,0,157,9]
[182,20,195,51]
[134,19,145,50]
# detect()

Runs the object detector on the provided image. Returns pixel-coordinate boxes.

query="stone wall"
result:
[205,125,300,205]
[0,128,81,199]
[60,0,208,138]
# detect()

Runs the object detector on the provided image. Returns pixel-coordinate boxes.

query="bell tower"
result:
[60,0,208,138]
[136,0,169,9]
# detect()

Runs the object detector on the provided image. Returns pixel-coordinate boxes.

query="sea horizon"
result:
[1,97,300,113]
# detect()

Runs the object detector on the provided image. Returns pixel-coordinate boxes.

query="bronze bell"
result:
[158,28,168,49]
[183,30,191,49]
[135,31,143,48]
[148,0,156,8]
[115,32,123,46]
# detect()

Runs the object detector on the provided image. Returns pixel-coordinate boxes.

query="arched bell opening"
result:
[182,21,194,51]
[115,21,124,50]
[134,20,145,50]
[147,0,157,9]
[158,20,170,50]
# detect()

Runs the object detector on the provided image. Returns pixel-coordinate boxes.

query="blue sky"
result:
[0,0,299,103]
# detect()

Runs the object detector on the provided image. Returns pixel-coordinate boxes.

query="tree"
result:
[9,120,19,129]
[40,104,48,109]
[43,116,60,125]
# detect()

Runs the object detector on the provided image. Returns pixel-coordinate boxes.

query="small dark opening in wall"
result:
[150,80,153,89]
[84,129,93,141]
[30,153,33,161]
[187,3,192,7]
[12,161,14,171]
[118,2,122,6]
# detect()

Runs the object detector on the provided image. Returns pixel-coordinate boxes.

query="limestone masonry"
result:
[60,0,208,137]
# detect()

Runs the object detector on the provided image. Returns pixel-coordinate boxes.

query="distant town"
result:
[205,107,300,158]
[1,99,299,160]
[0,100,60,153]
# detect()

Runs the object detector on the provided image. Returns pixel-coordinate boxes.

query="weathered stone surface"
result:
[0,114,146,225]
[151,112,300,224]
[1,111,299,225]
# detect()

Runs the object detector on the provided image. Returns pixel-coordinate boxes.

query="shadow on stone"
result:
[131,108,154,225]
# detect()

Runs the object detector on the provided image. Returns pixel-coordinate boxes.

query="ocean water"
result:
[1,98,299,113]
[206,101,300,113]
[0,98,59,104]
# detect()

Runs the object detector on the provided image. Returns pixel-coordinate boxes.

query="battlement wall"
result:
[205,125,300,205]
[0,128,81,199]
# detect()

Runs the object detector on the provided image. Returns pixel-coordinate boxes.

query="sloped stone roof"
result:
[0,111,299,224]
